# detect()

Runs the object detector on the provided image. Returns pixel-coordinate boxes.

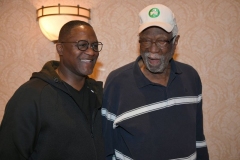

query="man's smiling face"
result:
[139,27,177,73]
[58,25,99,77]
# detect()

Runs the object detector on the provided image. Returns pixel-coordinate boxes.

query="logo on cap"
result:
[149,8,160,18]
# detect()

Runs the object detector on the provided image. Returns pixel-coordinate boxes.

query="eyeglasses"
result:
[139,36,176,49]
[60,40,103,52]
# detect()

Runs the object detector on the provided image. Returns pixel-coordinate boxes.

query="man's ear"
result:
[174,35,180,45]
[171,35,180,55]
[56,43,63,55]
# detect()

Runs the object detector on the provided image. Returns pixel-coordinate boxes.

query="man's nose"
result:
[148,42,160,53]
[85,45,97,56]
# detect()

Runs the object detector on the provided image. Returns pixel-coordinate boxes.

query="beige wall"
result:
[0,0,240,159]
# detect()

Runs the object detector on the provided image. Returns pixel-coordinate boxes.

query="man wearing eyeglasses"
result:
[102,4,209,160]
[0,20,104,160]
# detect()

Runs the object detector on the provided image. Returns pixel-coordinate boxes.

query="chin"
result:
[78,69,93,77]
[145,63,163,73]
[147,68,164,73]
[84,71,93,76]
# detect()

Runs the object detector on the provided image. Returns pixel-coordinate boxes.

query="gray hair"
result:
[172,24,178,37]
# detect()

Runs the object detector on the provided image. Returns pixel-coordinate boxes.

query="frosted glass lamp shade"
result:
[37,4,90,43]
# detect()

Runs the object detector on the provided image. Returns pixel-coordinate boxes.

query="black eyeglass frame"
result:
[60,40,103,52]
[139,36,176,49]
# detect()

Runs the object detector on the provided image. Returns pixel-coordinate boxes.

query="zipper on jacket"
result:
[91,107,99,159]
[91,108,98,138]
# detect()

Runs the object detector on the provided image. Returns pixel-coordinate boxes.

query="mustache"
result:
[144,52,163,59]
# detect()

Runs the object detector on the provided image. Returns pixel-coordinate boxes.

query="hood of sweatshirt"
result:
[30,60,103,106]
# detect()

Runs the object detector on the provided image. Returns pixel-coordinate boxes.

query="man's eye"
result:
[92,43,99,48]
[142,41,151,45]
[78,43,88,47]
[157,40,167,45]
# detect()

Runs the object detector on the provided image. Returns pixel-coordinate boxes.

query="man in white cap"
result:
[102,4,209,160]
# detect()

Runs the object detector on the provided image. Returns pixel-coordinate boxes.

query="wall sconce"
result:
[36,4,91,43]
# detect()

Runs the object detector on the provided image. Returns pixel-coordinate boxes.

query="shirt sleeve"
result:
[196,75,209,160]
[102,71,136,160]
[102,98,116,160]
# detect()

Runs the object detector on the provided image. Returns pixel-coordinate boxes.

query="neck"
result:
[56,67,86,91]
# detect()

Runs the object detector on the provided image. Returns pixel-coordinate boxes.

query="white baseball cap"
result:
[139,4,177,33]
